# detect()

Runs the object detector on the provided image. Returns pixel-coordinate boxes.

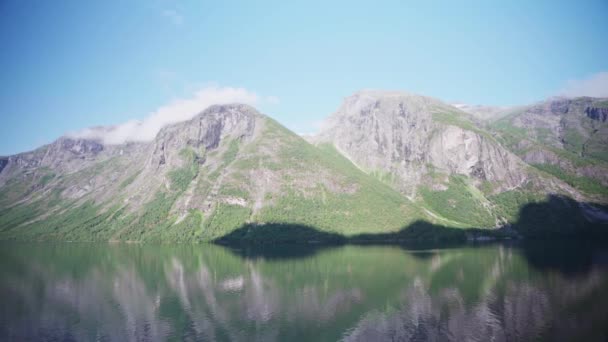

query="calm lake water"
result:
[1,242,608,342]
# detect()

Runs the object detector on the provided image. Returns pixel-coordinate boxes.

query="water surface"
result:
[1,242,608,341]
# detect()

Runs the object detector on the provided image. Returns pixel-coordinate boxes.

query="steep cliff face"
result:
[0,158,8,175]
[117,104,263,212]
[151,104,259,168]
[427,126,525,189]
[317,91,528,194]
[585,106,608,122]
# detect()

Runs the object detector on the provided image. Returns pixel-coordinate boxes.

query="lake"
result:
[1,241,608,341]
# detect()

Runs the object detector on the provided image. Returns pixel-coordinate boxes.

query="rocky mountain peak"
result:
[318,90,527,194]
[52,137,104,155]
[336,90,448,120]
[154,103,260,152]
[135,103,263,188]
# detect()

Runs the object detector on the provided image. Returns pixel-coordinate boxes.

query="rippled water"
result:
[1,241,608,341]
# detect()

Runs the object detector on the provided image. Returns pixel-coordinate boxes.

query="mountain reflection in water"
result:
[1,242,607,341]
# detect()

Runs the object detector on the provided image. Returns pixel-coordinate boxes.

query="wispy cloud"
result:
[162,9,184,26]
[559,72,608,98]
[68,86,277,145]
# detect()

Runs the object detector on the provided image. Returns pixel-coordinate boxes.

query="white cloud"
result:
[162,9,184,26]
[68,86,269,145]
[559,72,608,98]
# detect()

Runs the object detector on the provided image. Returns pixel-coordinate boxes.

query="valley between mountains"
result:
[1,91,607,243]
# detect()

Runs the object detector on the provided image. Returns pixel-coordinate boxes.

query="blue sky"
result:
[1,0,607,155]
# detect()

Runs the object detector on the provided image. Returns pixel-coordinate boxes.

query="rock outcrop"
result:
[317,91,527,194]
[486,96,608,196]
[586,106,608,122]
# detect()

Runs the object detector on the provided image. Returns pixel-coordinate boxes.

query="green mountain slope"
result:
[0,105,430,242]
[489,97,608,199]
[1,95,607,243]
[316,91,608,233]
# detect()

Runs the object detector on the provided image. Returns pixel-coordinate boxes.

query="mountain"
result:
[315,91,606,231]
[0,104,429,242]
[1,93,607,243]
[451,103,516,121]
[316,91,528,195]
[487,97,608,200]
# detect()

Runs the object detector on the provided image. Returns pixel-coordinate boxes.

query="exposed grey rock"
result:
[0,158,7,175]
[317,90,528,194]
[427,126,525,187]
[522,149,564,166]
[0,104,262,211]
[586,106,608,122]
[491,96,608,195]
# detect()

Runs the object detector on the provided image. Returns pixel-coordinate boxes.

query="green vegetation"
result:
[0,177,32,208]
[130,193,175,234]
[202,204,251,240]
[38,172,56,186]
[256,134,417,235]
[119,171,141,189]
[420,175,495,228]
[493,118,526,137]
[534,127,552,144]
[148,209,204,242]
[532,163,608,196]
[595,100,608,108]
[489,188,608,238]
[491,119,529,153]
[221,139,239,166]
[200,118,423,239]
[432,110,494,140]
[0,199,127,242]
[585,135,608,162]
[168,148,199,192]
[490,101,608,199]
[369,170,397,186]
[545,145,597,167]
[562,128,586,155]
[0,200,46,235]
[1,113,606,244]
[490,188,543,223]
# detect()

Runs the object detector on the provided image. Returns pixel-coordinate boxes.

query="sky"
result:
[1,0,607,155]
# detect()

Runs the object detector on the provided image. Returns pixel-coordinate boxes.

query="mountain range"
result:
[1,91,607,243]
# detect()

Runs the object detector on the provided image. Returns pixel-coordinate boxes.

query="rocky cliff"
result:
[487,97,608,197]
[316,91,528,195]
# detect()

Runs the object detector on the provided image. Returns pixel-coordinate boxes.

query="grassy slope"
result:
[201,118,424,240]
[0,118,429,242]
[416,108,606,232]
[419,175,495,228]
